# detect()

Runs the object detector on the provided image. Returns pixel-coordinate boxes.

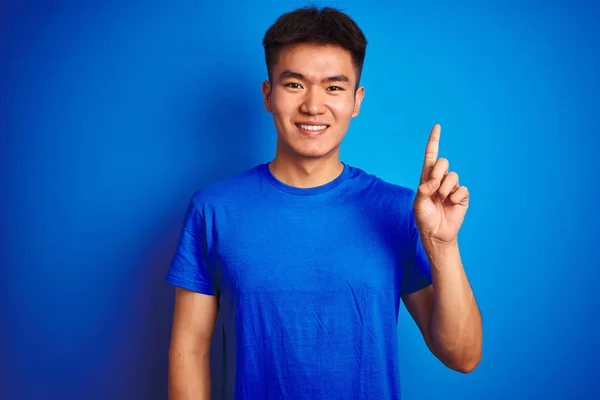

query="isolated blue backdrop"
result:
[1,0,599,399]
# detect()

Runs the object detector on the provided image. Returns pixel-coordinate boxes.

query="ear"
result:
[262,80,272,112]
[352,86,365,118]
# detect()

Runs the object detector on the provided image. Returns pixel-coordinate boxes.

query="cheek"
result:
[272,91,298,117]
[328,97,356,120]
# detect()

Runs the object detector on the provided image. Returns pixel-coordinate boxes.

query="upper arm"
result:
[399,190,436,351]
[402,284,436,355]
[167,195,219,353]
[170,287,218,355]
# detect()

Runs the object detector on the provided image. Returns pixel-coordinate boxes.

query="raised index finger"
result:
[420,124,441,184]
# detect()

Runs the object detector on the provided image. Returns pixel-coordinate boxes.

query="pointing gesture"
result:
[413,124,469,246]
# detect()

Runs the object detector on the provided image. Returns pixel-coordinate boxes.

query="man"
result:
[166,5,482,400]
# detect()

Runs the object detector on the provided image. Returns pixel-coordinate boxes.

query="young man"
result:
[166,6,482,400]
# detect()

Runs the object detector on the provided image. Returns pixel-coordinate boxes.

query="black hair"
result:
[262,5,367,86]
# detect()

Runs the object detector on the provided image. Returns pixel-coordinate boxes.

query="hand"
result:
[414,124,469,247]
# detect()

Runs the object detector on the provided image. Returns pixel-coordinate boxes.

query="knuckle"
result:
[435,158,449,171]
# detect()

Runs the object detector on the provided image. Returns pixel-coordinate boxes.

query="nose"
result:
[300,86,326,115]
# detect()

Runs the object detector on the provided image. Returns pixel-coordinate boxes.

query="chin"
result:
[277,132,343,160]
[291,144,340,159]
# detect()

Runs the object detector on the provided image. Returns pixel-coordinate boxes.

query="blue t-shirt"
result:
[166,162,432,399]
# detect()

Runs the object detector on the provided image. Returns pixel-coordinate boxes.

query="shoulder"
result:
[344,164,417,242]
[189,163,266,211]
[345,164,416,209]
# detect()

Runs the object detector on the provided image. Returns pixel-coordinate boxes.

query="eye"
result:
[327,86,344,91]
[285,82,303,89]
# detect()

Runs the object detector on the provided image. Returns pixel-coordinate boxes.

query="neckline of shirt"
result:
[261,162,351,196]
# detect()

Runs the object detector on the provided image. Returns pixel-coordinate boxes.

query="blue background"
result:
[1,0,598,399]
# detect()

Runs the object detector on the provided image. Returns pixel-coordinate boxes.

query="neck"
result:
[269,151,344,189]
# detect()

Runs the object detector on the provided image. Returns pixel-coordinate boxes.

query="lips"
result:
[295,123,329,136]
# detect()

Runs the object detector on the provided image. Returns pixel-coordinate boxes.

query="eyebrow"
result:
[279,69,351,84]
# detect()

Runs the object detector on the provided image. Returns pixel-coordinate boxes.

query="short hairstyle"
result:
[262,5,368,87]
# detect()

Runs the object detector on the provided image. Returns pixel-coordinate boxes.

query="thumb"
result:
[416,178,440,201]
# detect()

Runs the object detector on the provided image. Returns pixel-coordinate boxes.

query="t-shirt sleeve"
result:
[401,194,433,296]
[165,196,216,296]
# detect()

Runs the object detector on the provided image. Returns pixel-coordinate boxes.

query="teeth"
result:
[299,124,327,131]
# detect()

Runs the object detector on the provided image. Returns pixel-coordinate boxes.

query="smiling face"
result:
[262,42,365,161]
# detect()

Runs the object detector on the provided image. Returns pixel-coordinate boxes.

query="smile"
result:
[296,123,329,135]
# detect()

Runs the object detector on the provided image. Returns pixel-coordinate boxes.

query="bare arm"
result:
[169,287,218,399]
[403,124,482,373]
[402,241,482,373]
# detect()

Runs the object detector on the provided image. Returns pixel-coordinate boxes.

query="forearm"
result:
[426,240,482,372]
[168,347,211,400]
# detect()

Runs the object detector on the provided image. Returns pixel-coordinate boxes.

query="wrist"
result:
[424,237,458,252]
[423,238,460,267]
